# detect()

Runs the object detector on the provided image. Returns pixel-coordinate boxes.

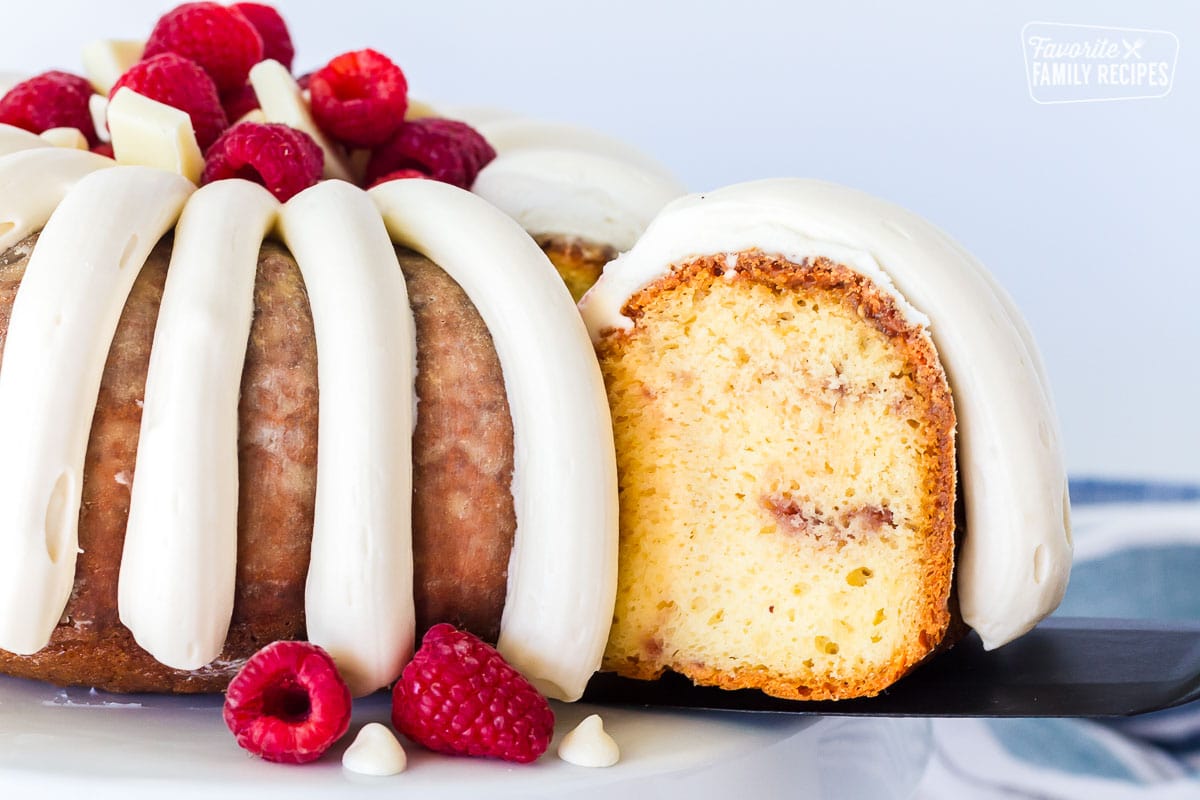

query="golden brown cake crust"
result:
[0,234,515,693]
[535,234,616,302]
[400,248,515,643]
[599,251,958,701]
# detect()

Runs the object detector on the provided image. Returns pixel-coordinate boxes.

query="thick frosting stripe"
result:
[472,149,685,251]
[0,123,51,157]
[278,180,416,697]
[118,180,279,671]
[0,166,194,655]
[0,148,114,253]
[579,178,1071,650]
[371,179,619,702]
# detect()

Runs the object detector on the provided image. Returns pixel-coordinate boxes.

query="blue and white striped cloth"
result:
[918,480,1200,799]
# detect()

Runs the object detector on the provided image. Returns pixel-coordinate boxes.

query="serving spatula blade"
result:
[582,618,1200,717]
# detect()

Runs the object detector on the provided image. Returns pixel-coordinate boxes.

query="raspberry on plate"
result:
[230,3,295,71]
[0,71,99,146]
[365,118,496,189]
[391,623,555,764]
[110,53,228,151]
[223,640,352,764]
[143,2,264,94]
[202,121,323,202]
[308,49,408,149]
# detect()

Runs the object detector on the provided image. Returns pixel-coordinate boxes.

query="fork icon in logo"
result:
[1122,38,1146,60]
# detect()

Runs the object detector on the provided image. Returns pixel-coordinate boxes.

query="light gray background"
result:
[6,0,1198,482]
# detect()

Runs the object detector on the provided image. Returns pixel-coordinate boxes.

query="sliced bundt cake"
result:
[581,178,1072,700]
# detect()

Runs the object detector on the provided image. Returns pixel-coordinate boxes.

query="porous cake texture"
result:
[598,251,957,700]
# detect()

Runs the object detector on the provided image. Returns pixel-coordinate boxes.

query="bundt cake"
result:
[0,0,1072,719]
[0,150,618,701]
[580,179,1073,700]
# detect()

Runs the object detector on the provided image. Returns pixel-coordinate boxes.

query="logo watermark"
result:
[1022,22,1178,104]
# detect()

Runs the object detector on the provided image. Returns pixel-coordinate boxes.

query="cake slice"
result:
[580,178,1072,700]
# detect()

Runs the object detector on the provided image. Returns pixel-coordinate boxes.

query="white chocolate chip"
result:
[341,723,407,776]
[557,714,619,767]
[107,88,204,183]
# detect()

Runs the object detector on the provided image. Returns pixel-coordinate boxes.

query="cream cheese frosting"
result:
[0,166,194,654]
[118,180,279,671]
[472,149,685,252]
[371,179,619,701]
[579,178,1072,650]
[0,123,59,157]
[278,180,417,697]
[0,146,114,253]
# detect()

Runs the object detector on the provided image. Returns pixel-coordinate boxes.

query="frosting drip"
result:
[371,179,618,701]
[0,165,193,654]
[0,147,115,253]
[472,149,684,252]
[278,180,417,697]
[118,180,279,670]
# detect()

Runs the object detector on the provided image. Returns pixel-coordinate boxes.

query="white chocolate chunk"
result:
[0,166,193,654]
[278,180,416,697]
[39,127,87,150]
[118,180,279,671]
[342,723,407,776]
[108,88,204,183]
[249,59,353,182]
[558,714,620,767]
[81,39,145,95]
[371,180,618,702]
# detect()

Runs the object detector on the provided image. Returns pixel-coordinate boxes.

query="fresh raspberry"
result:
[222,82,260,123]
[223,640,352,764]
[143,2,264,94]
[202,122,323,201]
[391,623,554,764]
[230,3,295,71]
[110,53,228,151]
[92,142,114,159]
[367,168,432,189]
[309,49,408,149]
[365,118,495,189]
[0,71,99,146]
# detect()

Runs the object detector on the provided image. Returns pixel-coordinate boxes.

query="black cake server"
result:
[582,617,1200,717]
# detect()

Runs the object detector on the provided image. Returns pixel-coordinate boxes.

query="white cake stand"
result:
[0,674,930,798]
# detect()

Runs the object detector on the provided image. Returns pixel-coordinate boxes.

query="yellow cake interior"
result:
[598,252,956,700]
